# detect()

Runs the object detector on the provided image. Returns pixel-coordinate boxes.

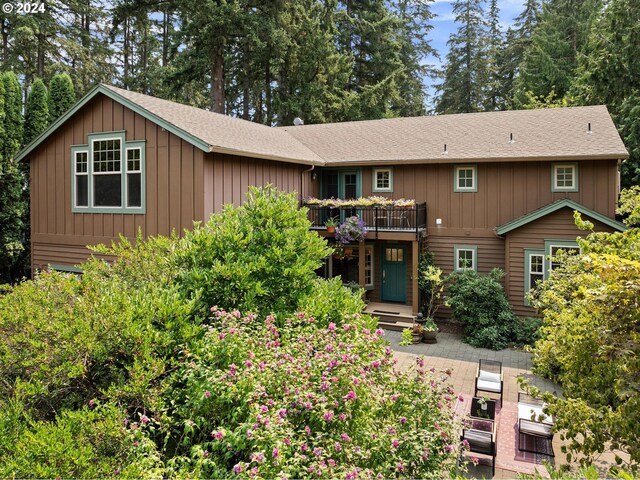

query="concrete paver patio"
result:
[386,330,560,479]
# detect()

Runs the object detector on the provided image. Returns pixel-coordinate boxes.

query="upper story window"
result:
[454,165,477,192]
[552,163,579,192]
[454,245,477,272]
[72,131,145,214]
[372,168,393,192]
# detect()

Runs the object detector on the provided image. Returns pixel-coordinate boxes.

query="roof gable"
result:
[16,84,323,165]
[495,199,627,235]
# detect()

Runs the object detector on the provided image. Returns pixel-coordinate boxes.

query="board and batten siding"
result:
[203,152,309,218]
[30,93,206,271]
[505,207,618,317]
[359,160,618,231]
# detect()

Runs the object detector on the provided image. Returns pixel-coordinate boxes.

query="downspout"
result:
[301,164,315,206]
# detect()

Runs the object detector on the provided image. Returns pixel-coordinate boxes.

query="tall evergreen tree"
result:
[514,0,600,106]
[571,0,640,186]
[23,79,49,145]
[48,73,76,122]
[390,0,437,116]
[1,72,23,161]
[435,0,488,114]
[0,78,26,284]
[483,0,503,110]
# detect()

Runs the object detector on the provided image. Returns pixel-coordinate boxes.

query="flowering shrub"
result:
[163,309,462,478]
[335,216,367,245]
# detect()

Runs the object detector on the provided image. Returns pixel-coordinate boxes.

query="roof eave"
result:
[209,146,324,166]
[496,198,627,235]
[323,153,629,167]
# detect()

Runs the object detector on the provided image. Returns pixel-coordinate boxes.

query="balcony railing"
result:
[303,202,427,238]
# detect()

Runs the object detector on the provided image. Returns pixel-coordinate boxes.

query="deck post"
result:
[412,240,419,315]
[359,241,366,288]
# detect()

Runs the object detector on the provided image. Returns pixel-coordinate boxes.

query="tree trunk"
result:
[162,10,169,67]
[211,42,225,113]
[1,18,9,63]
[265,53,272,124]
[242,39,250,120]
[36,33,45,78]
[123,17,130,89]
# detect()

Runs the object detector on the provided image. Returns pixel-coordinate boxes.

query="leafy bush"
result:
[162,309,463,478]
[176,186,331,318]
[297,277,375,329]
[511,316,542,347]
[446,268,517,350]
[0,401,163,478]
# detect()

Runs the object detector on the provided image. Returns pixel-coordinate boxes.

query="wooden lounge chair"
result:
[474,359,503,407]
[517,392,554,457]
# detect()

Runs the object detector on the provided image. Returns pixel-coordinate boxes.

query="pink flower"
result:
[233,463,244,474]
[260,405,268,413]
[400,416,407,424]
[345,470,357,480]
[391,438,400,449]
[284,437,291,446]
[334,442,342,452]
[245,360,253,368]
[305,425,312,435]
[458,394,464,402]
[328,322,336,331]
[248,351,255,359]
[314,447,323,457]
[397,462,405,472]
[301,443,308,452]
[323,410,334,422]
[218,333,225,340]
[278,408,287,419]
[338,413,347,422]
[212,430,225,440]
[251,451,265,464]
[391,394,398,402]
[422,448,430,461]
[272,447,279,458]
[344,390,357,401]
[204,390,211,398]
[259,361,266,370]
[328,459,336,467]
[371,360,381,368]
[375,328,384,336]
[340,433,351,442]
[141,415,149,424]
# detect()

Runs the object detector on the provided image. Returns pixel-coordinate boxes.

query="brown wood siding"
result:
[360,160,618,232]
[203,152,308,217]
[505,207,618,317]
[29,93,205,271]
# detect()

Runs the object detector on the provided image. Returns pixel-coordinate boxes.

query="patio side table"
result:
[470,396,496,421]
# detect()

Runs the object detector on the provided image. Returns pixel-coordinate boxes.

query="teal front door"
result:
[381,245,407,302]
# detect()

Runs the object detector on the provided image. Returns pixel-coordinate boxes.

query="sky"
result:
[424,0,527,108]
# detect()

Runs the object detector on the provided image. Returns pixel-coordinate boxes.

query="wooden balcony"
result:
[303,202,427,240]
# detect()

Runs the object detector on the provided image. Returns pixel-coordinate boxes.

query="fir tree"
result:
[48,73,76,122]
[435,0,488,114]
[483,0,504,110]
[1,72,23,161]
[571,0,640,186]
[0,78,26,284]
[515,0,601,106]
[23,79,49,145]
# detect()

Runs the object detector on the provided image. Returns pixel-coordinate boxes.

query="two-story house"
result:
[16,84,628,320]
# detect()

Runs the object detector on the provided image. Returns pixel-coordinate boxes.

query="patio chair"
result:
[517,392,554,457]
[461,419,497,476]
[474,359,503,407]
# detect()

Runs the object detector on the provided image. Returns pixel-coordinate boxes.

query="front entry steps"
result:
[364,302,416,332]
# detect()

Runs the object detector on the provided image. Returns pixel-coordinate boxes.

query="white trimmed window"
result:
[72,132,145,214]
[524,250,545,305]
[544,240,580,278]
[454,165,477,192]
[373,168,393,192]
[73,150,89,207]
[552,163,578,192]
[454,245,477,271]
